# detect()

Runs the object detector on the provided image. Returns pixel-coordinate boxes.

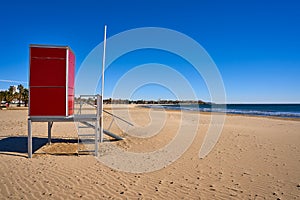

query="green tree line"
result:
[0,84,29,107]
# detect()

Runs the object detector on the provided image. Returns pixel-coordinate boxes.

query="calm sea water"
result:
[144,104,300,118]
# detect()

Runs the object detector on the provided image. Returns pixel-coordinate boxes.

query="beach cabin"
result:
[27,41,124,158]
[27,44,78,158]
[29,45,75,117]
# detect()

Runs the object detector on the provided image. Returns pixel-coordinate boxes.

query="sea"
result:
[143,104,300,119]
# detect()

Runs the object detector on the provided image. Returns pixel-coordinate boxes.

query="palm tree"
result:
[0,91,4,102]
[5,86,16,107]
[0,91,5,108]
[17,84,24,107]
[22,88,29,107]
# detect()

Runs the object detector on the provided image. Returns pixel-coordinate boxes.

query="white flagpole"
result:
[100,25,107,143]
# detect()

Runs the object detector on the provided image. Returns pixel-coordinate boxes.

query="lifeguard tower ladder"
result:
[75,95,124,155]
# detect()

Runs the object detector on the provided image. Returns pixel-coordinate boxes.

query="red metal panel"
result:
[68,50,75,88]
[30,57,66,87]
[30,87,66,116]
[68,87,74,115]
[31,46,66,58]
[67,49,75,116]
[29,45,75,117]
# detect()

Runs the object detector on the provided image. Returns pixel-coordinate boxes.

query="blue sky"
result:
[0,0,299,103]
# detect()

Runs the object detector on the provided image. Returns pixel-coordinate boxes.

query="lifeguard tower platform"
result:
[28,44,125,158]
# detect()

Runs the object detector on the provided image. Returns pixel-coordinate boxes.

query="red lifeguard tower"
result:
[28,44,83,158]
[27,26,128,158]
[27,43,125,158]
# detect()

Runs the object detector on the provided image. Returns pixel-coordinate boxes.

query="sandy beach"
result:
[0,106,300,199]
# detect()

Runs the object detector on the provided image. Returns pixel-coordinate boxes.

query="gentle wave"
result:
[143,104,300,118]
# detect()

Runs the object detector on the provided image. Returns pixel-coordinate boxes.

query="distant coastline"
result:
[102,98,208,105]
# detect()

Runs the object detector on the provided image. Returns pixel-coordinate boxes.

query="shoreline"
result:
[135,105,300,121]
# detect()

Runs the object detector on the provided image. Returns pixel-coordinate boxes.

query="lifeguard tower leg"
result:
[48,121,53,144]
[28,119,32,158]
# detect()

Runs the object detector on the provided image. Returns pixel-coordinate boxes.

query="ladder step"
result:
[78,134,95,137]
[79,141,95,145]
[79,121,96,128]
[78,150,95,154]
[78,149,95,152]
[78,126,93,128]
[79,138,95,142]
